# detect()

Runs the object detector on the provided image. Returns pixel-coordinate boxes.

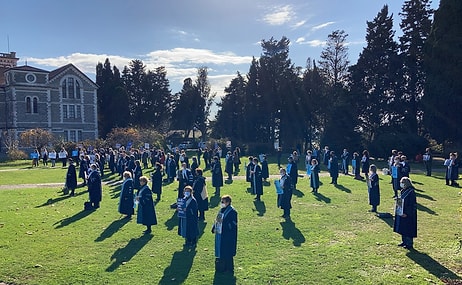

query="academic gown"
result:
[393,187,417,238]
[119,178,134,215]
[136,185,157,226]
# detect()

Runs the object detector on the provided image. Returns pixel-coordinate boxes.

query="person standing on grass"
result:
[136,176,157,234]
[277,168,293,219]
[119,171,135,219]
[423,148,432,176]
[367,164,380,213]
[287,155,298,190]
[87,164,102,209]
[211,156,224,195]
[261,155,269,182]
[328,151,339,185]
[393,177,417,250]
[193,168,209,221]
[212,194,238,274]
[225,151,234,181]
[250,157,263,201]
[310,159,320,193]
[150,162,164,202]
[177,186,199,247]
[361,150,370,179]
[65,158,78,197]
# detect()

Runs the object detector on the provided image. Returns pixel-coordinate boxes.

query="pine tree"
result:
[399,0,433,134]
[422,0,462,143]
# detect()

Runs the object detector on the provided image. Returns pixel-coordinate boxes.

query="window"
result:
[32,97,38,113]
[26,97,31,113]
[61,77,81,99]
[25,97,38,114]
[62,104,82,119]
[64,130,80,142]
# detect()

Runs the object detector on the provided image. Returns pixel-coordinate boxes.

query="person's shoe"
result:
[368,209,377,213]
[403,245,414,250]
[143,229,152,235]
[397,243,406,247]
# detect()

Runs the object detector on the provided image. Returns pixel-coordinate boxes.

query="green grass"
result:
[0,160,461,284]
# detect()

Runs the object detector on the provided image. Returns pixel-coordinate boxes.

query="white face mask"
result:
[220,203,226,208]
[400,182,405,188]
[184,192,191,198]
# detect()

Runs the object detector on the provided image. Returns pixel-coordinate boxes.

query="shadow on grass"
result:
[209,192,221,208]
[225,179,233,185]
[35,190,87,208]
[406,250,461,281]
[334,184,351,193]
[95,218,131,242]
[165,211,178,231]
[109,184,122,199]
[417,203,437,215]
[313,192,331,203]
[415,191,436,201]
[213,272,237,285]
[377,213,394,228]
[253,200,266,217]
[106,234,153,272]
[158,246,197,284]
[53,209,94,229]
[292,188,305,198]
[280,219,305,247]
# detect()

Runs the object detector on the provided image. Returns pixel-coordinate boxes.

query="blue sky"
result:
[1,0,439,100]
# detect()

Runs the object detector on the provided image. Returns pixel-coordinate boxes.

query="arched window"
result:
[62,80,67,98]
[75,80,81,99]
[26,97,31,113]
[32,97,38,113]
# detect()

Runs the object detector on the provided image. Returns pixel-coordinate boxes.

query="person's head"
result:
[196,168,203,176]
[369,164,377,173]
[181,162,187,169]
[90,163,97,171]
[311,158,318,165]
[279,168,286,176]
[253,157,259,164]
[221,195,232,207]
[330,151,335,157]
[135,160,141,166]
[184,185,193,198]
[401,155,407,162]
[123,171,132,180]
[288,156,293,162]
[155,162,162,170]
[400,177,413,189]
[68,158,73,164]
[307,150,312,155]
[363,150,369,157]
[213,156,219,161]
[139,176,149,186]
[192,156,197,162]
[394,156,401,164]
[248,156,253,162]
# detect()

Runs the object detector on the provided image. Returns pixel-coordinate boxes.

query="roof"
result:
[8,65,49,73]
[49,63,98,88]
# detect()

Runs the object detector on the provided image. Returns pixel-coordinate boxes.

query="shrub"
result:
[7,149,28,161]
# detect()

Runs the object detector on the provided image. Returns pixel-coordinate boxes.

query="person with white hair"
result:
[393,177,417,250]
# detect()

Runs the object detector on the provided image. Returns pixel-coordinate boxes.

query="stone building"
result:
[0,52,98,145]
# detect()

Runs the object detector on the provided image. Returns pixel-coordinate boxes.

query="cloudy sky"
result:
[1,0,439,100]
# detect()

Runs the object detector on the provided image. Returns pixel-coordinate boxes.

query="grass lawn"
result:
[0,159,461,284]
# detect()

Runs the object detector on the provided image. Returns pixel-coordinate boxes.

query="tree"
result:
[195,67,215,141]
[350,5,403,144]
[96,59,130,137]
[20,128,54,149]
[318,30,350,88]
[399,0,433,135]
[422,0,462,144]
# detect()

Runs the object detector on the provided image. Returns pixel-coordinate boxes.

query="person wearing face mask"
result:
[212,195,238,274]
[87,163,102,209]
[393,177,417,250]
[119,171,135,219]
[136,176,157,234]
[177,186,199,247]
[367,165,380,213]
[277,168,293,219]
[250,157,263,201]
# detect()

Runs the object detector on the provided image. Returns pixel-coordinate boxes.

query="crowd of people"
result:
[55,142,460,273]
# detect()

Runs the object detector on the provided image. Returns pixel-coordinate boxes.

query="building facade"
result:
[0,52,98,145]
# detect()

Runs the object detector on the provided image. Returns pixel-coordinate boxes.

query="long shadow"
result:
[35,191,86,208]
[313,192,331,203]
[292,188,305,198]
[209,192,221,208]
[334,184,351,193]
[417,203,437,215]
[406,250,461,281]
[106,234,153,272]
[415,191,436,201]
[377,213,394,228]
[253,200,266,217]
[158,247,197,285]
[109,184,122,199]
[95,218,131,242]
[53,209,94,229]
[165,211,178,231]
[213,272,237,285]
[280,219,306,246]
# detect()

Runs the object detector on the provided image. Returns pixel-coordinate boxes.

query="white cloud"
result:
[292,20,307,29]
[295,39,326,47]
[262,5,295,26]
[311,21,335,31]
